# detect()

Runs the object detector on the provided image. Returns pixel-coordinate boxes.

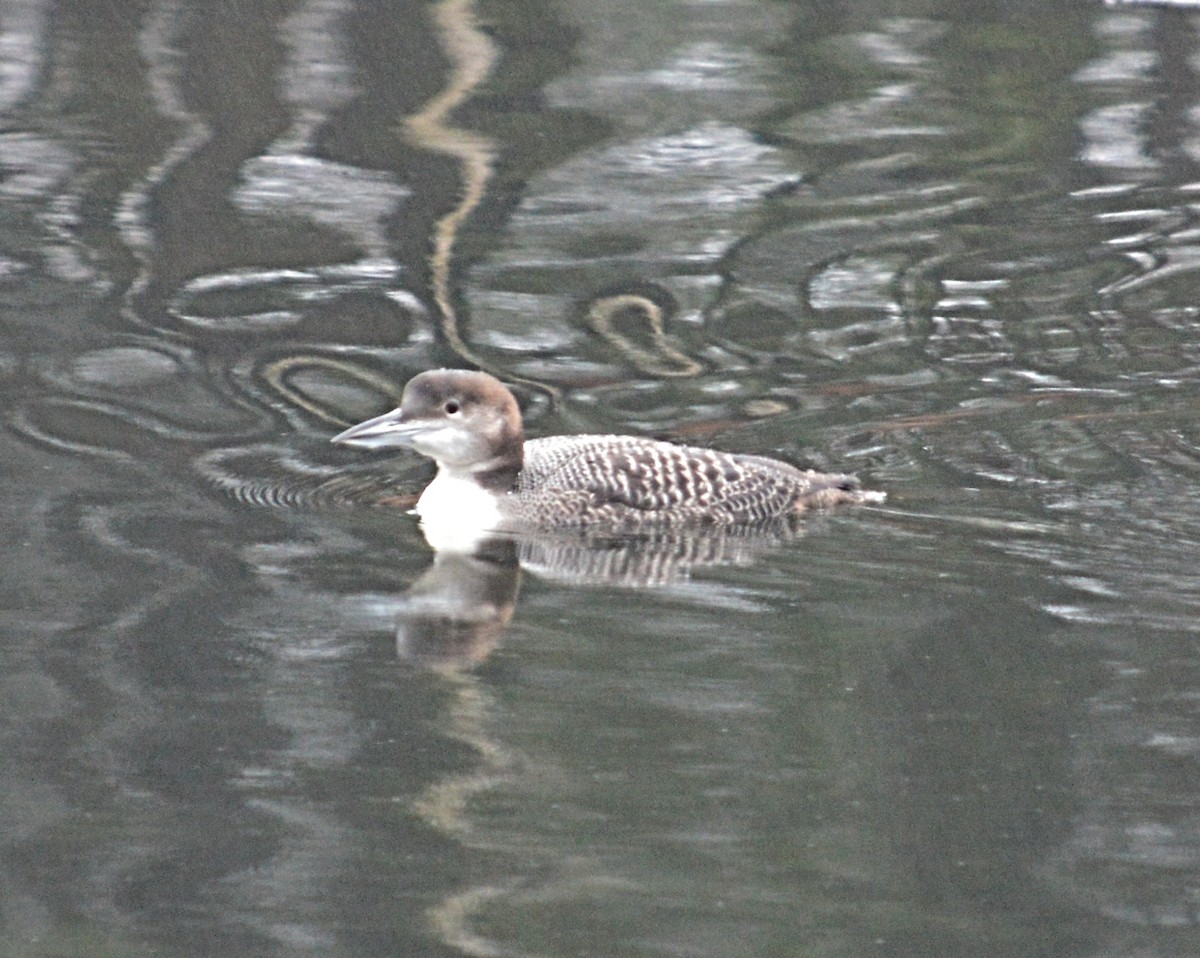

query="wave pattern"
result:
[3,0,1200,956]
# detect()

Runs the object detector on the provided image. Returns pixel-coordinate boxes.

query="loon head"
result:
[331,369,525,489]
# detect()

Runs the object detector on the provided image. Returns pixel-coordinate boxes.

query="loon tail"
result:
[795,472,887,511]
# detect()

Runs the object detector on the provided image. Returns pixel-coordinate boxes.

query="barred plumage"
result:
[511,435,868,528]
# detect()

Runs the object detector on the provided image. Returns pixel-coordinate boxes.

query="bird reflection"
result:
[513,520,805,588]
[392,519,805,665]
[394,537,521,666]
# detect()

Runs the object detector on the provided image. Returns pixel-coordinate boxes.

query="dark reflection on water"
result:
[4,0,1200,956]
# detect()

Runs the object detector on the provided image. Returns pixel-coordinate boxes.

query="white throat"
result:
[414,466,505,552]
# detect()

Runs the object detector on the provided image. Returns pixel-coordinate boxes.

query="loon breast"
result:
[331,369,884,534]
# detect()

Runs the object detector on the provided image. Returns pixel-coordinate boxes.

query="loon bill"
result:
[331,369,884,532]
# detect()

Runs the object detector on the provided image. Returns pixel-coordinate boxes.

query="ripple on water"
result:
[30,342,272,444]
[194,443,422,510]
[70,347,181,387]
[12,392,269,461]
[167,266,424,344]
[250,352,405,430]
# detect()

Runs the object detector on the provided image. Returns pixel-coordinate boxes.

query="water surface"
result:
[2,1,1200,956]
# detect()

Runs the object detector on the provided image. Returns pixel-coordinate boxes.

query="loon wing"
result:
[520,435,836,522]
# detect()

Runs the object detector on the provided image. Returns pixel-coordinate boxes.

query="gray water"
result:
[3,0,1199,955]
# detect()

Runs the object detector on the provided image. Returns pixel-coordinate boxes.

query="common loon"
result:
[331,369,884,533]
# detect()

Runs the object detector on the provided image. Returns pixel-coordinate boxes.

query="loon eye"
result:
[444,400,461,415]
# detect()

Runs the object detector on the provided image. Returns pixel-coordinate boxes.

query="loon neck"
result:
[470,455,522,494]
[438,432,523,495]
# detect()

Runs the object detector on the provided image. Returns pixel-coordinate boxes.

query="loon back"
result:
[512,434,873,527]
[331,369,884,532]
